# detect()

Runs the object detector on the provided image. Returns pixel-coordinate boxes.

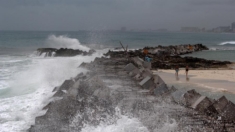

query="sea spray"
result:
[0,48,108,132]
[46,35,90,51]
[80,107,149,132]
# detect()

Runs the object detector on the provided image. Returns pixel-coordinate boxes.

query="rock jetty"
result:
[29,55,235,131]
[105,44,231,69]
[37,48,95,57]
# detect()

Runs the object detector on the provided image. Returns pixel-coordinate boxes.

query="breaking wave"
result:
[0,49,108,132]
[218,41,235,46]
[46,35,90,52]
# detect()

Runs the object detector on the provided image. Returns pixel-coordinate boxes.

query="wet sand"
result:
[153,69,235,102]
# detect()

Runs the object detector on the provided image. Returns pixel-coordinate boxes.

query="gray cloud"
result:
[0,0,235,31]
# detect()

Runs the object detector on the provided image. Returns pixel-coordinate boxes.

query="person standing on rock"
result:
[143,48,148,56]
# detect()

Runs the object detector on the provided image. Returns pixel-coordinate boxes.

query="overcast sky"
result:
[0,0,235,31]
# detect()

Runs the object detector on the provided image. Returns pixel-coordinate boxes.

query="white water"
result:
[81,116,149,132]
[47,35,90,51]
[0,36,107,132]
[218,41,235,45]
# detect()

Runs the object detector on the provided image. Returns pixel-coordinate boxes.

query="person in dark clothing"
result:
[185,65,189,78]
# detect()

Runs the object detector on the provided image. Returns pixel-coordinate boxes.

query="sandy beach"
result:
[158,69,235,82]
[154,69,235,95]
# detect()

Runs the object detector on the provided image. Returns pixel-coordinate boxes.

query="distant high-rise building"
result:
[232,22,235,31]
[213,26,230,33]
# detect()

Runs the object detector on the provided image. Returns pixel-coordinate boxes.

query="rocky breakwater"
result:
[145,43,209,56]
[105,44,231,69]
[29,55,235,131]
[124,56,235,131]
[37,48,96,57]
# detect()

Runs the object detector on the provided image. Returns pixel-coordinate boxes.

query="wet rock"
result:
[220,101,235,121]
[213,96,229,114]
[104,44,231,69]
[153,83,169,96]
[183,89,201,107]
[37,48,95,57]
[139,76,154,89]
[191,96,216,115]
[58,80,75,91]
[124,63,137,72]
[29,96,80,132]
[171,89,188,105]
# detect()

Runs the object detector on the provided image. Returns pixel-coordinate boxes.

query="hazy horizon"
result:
[1,0,235,31]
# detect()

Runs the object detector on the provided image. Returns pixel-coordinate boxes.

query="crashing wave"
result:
[218,41,235,46]
[46,35,90,52]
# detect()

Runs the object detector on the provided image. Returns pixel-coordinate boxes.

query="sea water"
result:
[0,31,235,131]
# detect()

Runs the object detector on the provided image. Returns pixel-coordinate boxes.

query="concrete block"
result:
[79,62,87,68]
[59,80,75,91]
[169,86,177,92]
[133,74,143,81]
[132,57,144,67]
[68,80,80,98]
[153,75,165,84]
[154,83,168,96]
[221,101,235,121]
[53,90,65,97]
[171,89,188,105]
[190,95,218,115]
[191,96,206,109]
[134,74,140,79]
[141,69,153,78]
[129,68,140,77]
[183,89,201,107]
[94,57,103,64]
[143,61,151,69]
[124,63,137,72]
[139,76,155,89]
[213,96,229,113]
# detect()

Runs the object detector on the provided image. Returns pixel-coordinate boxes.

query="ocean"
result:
[0,31,235,131]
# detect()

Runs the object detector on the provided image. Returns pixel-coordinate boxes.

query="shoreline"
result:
[155,69,235,94]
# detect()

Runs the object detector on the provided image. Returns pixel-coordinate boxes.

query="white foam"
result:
[0,49,108,132]
[153,117,178,132]
[81,116,149,132]
[218,41,235,45]
[81,107,149,132]
[46,35,90,51]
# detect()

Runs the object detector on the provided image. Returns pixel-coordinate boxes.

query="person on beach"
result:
[175,65,179,78]
[185,65,189,78]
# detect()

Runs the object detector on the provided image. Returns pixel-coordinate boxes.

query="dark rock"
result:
[37,48,96,57]
[58,80,75,91]
[153,83,169,96]
[105,44,231,69]
[29,96,80,132]
[183,89,201,107]
[221,101,235,121]
[213,96,229,114]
